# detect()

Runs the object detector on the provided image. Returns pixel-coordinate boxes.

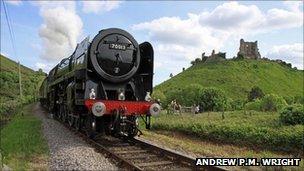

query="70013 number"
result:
[109,43,126,50]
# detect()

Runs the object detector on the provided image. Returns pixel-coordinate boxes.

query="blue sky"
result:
[1,1,303,86]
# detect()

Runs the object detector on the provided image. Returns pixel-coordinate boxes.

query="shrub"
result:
[199,87,227,111]
[166,88,183,107]
[152,90,167,106]
[165,84,204,107]
[248,86,264,102]
[294,95,304,105]
[180,84,203,106]
[245,99,261,111]
[283,96,294,105]
[280,104,304,125]
[260,94,287,111]
[230,99,245,110]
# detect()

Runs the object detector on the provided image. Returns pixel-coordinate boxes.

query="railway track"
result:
[87,135,227,171]
[50,112,227,170]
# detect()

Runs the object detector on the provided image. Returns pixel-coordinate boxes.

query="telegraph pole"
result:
[18,61,22,100]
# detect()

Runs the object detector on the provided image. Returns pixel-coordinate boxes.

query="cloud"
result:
[199,1,302,32]
[133,1,303,82]
[133,14,226,64]
[35,62,53,72]
[5,0,22,6]
[267,43,303,69]
[36,2,83,62]
[32,1,76,11]
[199,2,264,31]
[82,1,122,14]
[283,1,303,12]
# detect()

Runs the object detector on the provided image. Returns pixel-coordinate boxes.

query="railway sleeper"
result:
[108,146,141,151]
[120,154,158,160]
[115,149,148,154]
[137,161,173,168]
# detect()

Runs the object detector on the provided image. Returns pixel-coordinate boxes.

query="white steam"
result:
[38,5,83,61]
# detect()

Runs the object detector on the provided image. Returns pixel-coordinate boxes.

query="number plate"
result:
[109,43,126,50]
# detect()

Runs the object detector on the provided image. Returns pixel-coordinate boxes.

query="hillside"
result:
[0,54,46,114]
[155,59,303,102]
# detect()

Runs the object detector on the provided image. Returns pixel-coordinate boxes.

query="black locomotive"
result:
[39,28,160,137]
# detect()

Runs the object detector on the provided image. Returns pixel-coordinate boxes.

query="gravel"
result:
[33,103,118,170]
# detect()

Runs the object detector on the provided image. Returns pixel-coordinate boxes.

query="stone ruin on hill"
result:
[190,39,295,69]
[202,50,226,63]
[237,39,261,59]
[191,50,226,65]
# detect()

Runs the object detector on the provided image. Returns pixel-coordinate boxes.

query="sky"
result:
[1,0,303,86]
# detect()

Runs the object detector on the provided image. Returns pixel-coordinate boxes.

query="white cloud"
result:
[35,62,52,72]
[283,1,303,12]
[264,7,302,30]
[199,1,303,32]
[35,2,83,62]
[199,2,264,32]
[82,1,122,14]
[133,14,226,65]
[35,62,46,70]
[267,43,303,69]
[133,1,303,82]
[5,0,22,6]
[32,1,76,11]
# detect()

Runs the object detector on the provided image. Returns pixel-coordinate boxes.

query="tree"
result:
[152,90,167,105]
[190,58,202,65]
[260,94,287,111]
[248,86,264,102]
[199,87,227,112]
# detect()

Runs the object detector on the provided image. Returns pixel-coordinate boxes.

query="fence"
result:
[167,106,195,114]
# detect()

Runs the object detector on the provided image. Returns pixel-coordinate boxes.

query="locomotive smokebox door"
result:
[90,28,140,83]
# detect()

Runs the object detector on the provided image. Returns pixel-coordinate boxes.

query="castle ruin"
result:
[237,39,261,59]
[202,50,226,63]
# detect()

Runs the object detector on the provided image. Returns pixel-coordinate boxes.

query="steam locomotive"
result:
[39,28,160,138]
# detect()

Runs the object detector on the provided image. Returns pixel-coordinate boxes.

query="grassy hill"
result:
[0,54,46,115]
[155,59,303,103]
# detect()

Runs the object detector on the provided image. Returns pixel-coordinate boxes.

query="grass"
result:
[0,54,46,116]
[155,59,303,100]
[142,111,304,154]
[0,104,49,170]
[140,130,304,170]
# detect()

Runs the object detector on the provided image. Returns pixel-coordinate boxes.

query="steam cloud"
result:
[38,5,83,62]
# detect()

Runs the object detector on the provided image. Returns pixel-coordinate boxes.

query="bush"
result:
[283,96,294,105]
[280,104,304,125]
[294,95,304,105]
[0,99,21,115]
[199,87,227,111]
[152,90,167,106]
[245,99,261,111]
[180,84,203,106]
[260,94,287,111]
[165,84,204,107]
[248,86,264,102]
[230,99,245,110]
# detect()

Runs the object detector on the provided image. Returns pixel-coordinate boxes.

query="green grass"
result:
[0,54,46,116]
[145,111,304,154]
[0,104,49,170]
[155,59,303,100]
[140,130,304,170]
